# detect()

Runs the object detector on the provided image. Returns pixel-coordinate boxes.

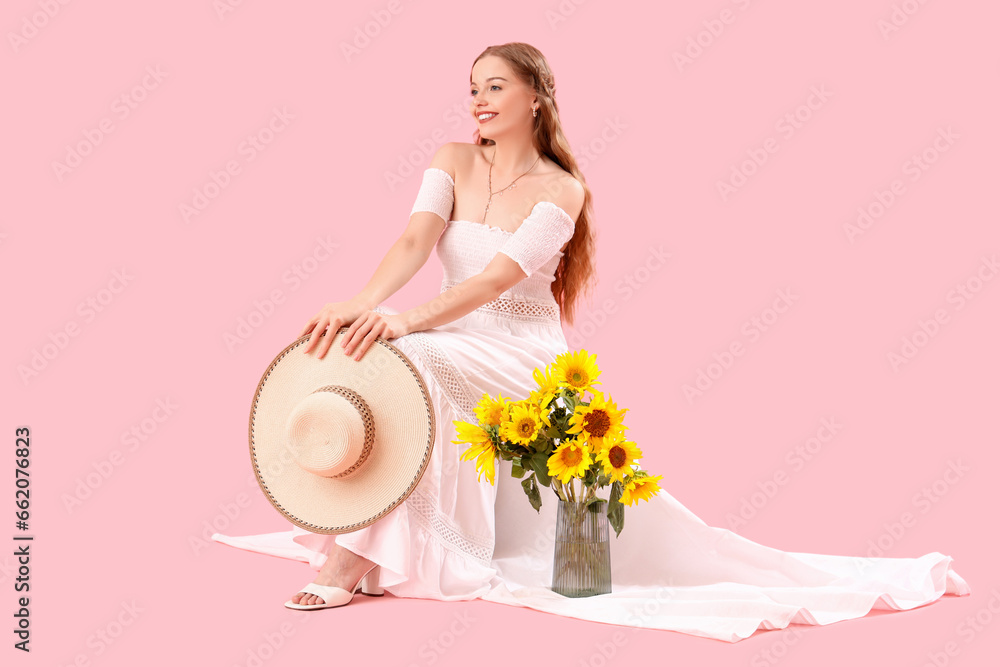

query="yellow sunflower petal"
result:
[546,440,593,485]
[595,438,643,484]
[565,391,628,450]
[553,349,602,394]
[473,393,510,427]
[500,402,543,447]
[620,474,663,505]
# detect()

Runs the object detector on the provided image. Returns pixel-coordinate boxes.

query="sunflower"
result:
[500,401,543,447]
[566,391,628,450]
[553,349,602,395]
[547,440,594,484]
[452,421,497,485]
[528,388,557,427]
[594,437,643,484]
[533,363,562,398]
[620,473,663,506]
[474,392,510,427]
[529,364,562,427]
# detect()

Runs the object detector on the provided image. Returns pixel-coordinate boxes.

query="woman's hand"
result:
[300,299,368,358]
[338,310,409,361]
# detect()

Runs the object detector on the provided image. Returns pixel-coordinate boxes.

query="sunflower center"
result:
[608,445,626,468]
[584,410,610,437]
[570,370,586,385]
[563,447,583,466]
[517,419,534,437]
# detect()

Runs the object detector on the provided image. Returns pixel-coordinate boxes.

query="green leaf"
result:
[521,474,542,512]
[585,496,607,513]
[511,462,526,478]
[527,451,552,487]
[607,480,625,537]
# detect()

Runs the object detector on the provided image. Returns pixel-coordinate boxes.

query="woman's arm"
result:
[300,217,444,358]
[398,255,523,332]
[308,146,460,359]
[353,144,459,308]
[339,253,526,361]
[350,220,442,309]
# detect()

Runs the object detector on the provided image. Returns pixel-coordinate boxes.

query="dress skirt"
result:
[212,303,970,642]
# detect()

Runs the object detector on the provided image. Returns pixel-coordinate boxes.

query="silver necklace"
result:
[483,147,541,223]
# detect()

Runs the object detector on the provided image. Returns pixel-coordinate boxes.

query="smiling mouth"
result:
[477,112,498,122]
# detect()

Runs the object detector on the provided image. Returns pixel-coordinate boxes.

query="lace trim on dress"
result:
[405,488,494,567]
[394,330,496,567]
[400,330,481,422]
[440,280,561,325]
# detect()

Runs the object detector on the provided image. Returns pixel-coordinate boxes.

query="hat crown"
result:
[284,386,374,478]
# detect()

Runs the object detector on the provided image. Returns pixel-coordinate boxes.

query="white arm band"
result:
[409,167,455,222]
[497,201,576,278]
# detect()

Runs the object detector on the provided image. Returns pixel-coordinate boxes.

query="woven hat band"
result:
[283,385,375,479]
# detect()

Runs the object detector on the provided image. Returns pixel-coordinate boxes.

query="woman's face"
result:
[469,55,536,140]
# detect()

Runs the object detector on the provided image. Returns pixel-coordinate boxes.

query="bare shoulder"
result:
[427,142,465,181]
[428,142,482,181]
[541,169,585,224]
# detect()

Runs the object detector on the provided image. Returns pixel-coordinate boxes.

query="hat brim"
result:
[249,328,435,534]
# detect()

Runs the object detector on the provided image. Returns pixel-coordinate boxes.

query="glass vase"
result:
[551,498,612,597]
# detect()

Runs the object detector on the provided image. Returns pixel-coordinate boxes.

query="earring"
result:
[532,107,538,117]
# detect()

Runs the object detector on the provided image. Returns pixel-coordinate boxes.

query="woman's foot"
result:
[290,540,376,606]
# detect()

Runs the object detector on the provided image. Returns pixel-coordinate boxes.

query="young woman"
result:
[213,42,968,641]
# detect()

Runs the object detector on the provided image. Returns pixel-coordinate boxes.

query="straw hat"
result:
[249,328,435,534]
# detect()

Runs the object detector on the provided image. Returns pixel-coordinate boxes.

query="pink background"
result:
[4,0,997,664]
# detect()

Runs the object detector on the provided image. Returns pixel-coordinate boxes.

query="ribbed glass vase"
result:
[551,499,612,597]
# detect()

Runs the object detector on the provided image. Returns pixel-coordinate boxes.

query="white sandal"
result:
[284,564,383,610]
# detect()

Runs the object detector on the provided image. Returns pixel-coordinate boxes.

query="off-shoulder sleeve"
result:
[409,167,455,223]
[497,201,576,278]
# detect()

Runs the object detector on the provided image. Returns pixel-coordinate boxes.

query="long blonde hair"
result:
[470,42,597,327]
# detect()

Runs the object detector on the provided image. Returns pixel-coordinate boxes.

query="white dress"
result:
[212,168,970,642]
